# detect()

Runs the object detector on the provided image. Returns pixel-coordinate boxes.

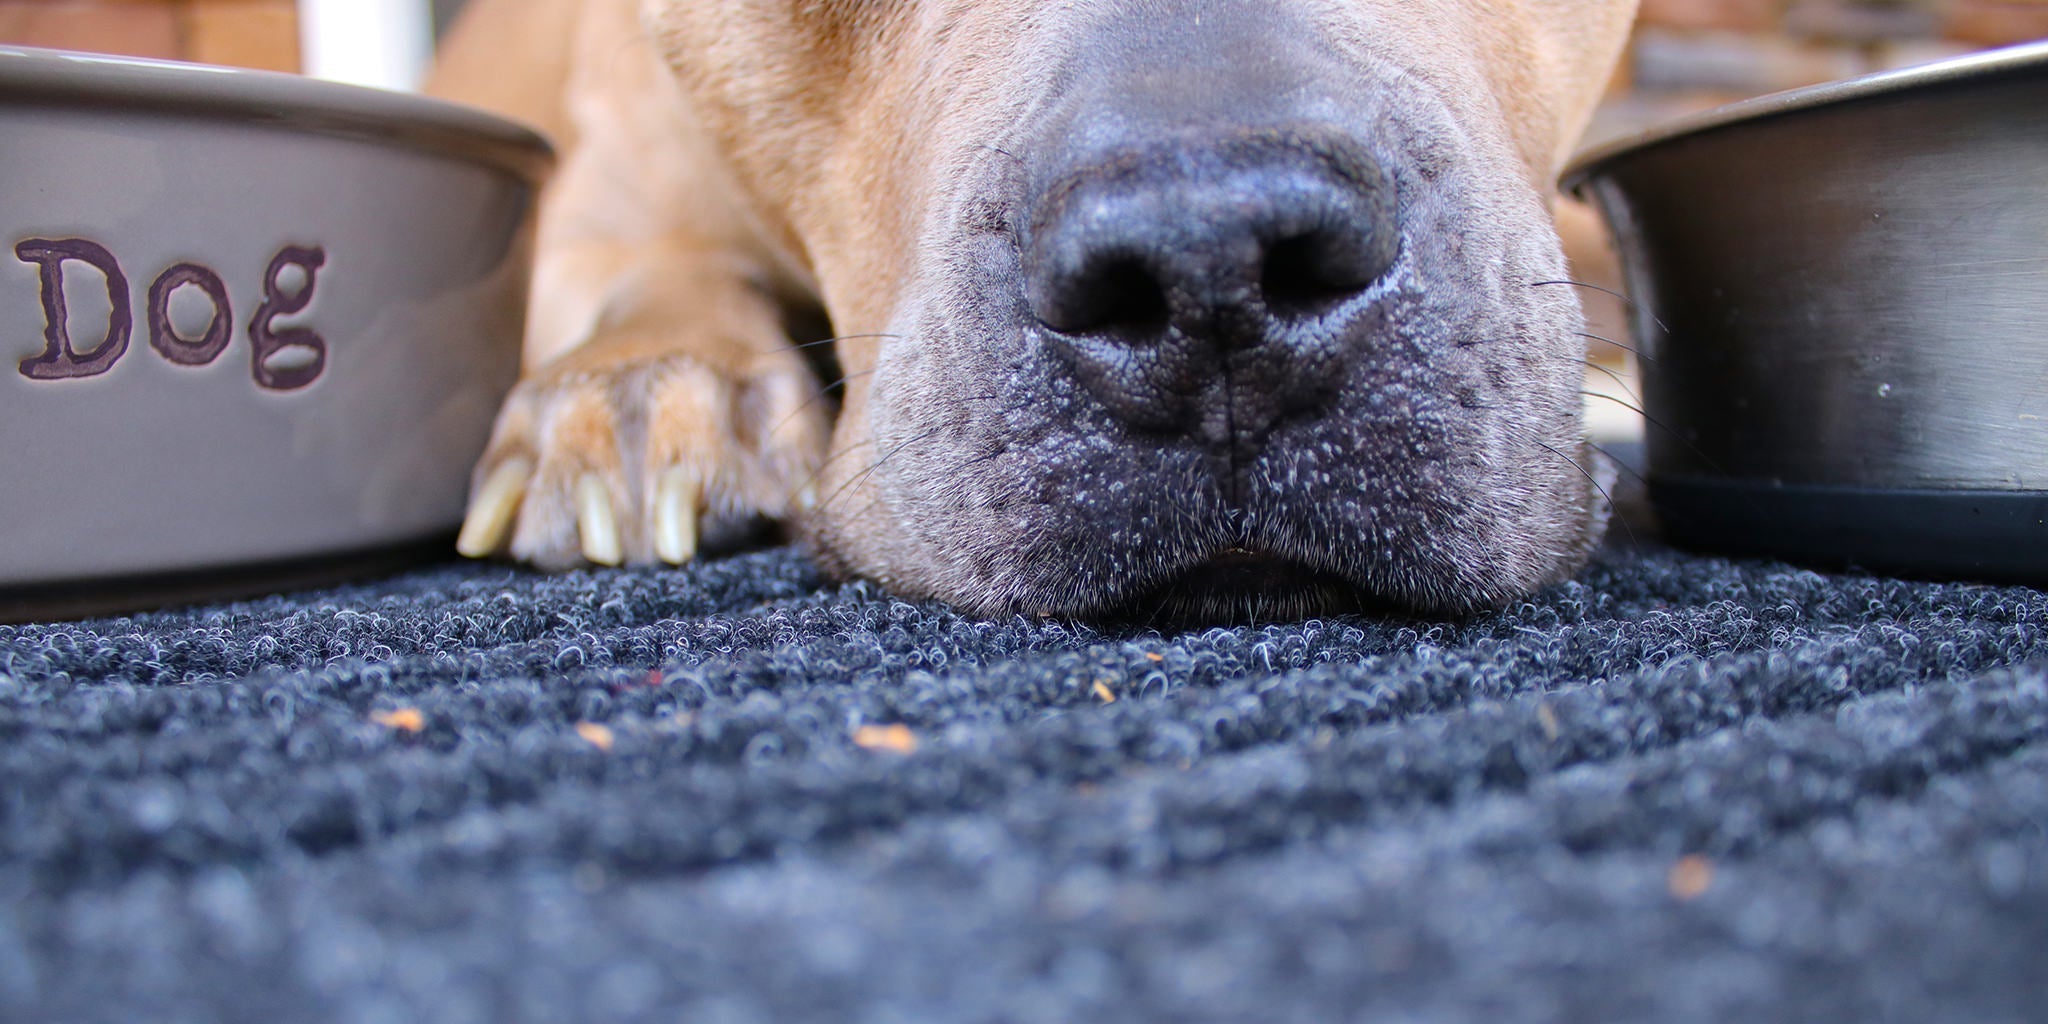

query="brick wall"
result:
[0,0,300,73]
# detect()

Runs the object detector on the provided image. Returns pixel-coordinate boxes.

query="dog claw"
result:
[655,468,701,564]
[457,457,532,558]
[577,474,625,566]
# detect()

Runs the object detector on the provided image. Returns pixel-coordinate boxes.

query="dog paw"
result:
[455,349,827,570]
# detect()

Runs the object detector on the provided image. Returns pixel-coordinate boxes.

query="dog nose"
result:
[1023,134,1398,433]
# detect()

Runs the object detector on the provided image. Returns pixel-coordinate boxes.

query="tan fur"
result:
[437,0,1639,613]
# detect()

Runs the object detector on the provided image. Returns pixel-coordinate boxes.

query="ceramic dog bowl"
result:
[1564,40,2048,583]
[0,46,549,620]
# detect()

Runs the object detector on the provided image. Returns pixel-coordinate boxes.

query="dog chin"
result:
[1059,548,1388,625]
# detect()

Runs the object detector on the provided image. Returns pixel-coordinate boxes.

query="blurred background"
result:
[0,0,2040,107]
[0,0,2040,441]
[0,0,2039,111]
[0,0,470,89]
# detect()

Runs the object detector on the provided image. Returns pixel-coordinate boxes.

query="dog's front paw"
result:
[455,345,827,570]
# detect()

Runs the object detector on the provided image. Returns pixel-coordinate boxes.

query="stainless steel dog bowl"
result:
[1564,40,2048,582]
[0,47,549,620]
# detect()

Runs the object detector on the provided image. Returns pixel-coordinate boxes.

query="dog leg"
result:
[441,0,827,569]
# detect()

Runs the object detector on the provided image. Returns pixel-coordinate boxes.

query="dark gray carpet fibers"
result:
[4,540,2047,1022]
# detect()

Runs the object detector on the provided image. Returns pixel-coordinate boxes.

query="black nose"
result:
[1023,132,1398,435]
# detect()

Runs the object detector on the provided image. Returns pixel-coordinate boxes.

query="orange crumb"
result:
[854,724,918,754]
[371,708,424,733]
[1145,652,1165,662]
[575,722,616,752]
[1668,855,1715,901]
[1092,681,1118,703]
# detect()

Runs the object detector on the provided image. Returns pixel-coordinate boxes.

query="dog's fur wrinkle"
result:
[437,0,1636,619]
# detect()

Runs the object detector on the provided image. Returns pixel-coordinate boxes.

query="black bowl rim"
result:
[0,44,554,182]
[1560,37,2048,195]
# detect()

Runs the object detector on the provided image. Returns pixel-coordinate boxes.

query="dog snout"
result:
[1022,133,1398,436]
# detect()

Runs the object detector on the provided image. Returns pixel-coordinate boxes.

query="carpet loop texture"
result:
[2,544,2046,1022]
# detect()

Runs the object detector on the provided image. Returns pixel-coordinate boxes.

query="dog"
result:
[433,0,1637,620]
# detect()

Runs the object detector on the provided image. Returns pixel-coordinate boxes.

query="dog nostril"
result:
[1263,234,1350,317]
[1026,134,1400,348]
[1260,224,1397,320]
[1042,258,1170,336]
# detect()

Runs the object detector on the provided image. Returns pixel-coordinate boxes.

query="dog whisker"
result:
[1532,278,1672,337]
[1581,438,1647,485]
[1524,434,1636,551]
[1580,389,1644,416]
[795,436,882,508]
[794,389,1019,515]
[1580,390,1742,482]
[1574,397,1783,544]
[1573,330,1652,364]
[789,332,900,352]
[815,424,951,516]
[1530,277,1626,301]
[1579,357,1644,407]
[767,368,876,439]
[977,143,1026,166]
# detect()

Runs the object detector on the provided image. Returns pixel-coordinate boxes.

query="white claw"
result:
[457,457,531,558]
[655,467,700,565]
[577,474,624,566]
